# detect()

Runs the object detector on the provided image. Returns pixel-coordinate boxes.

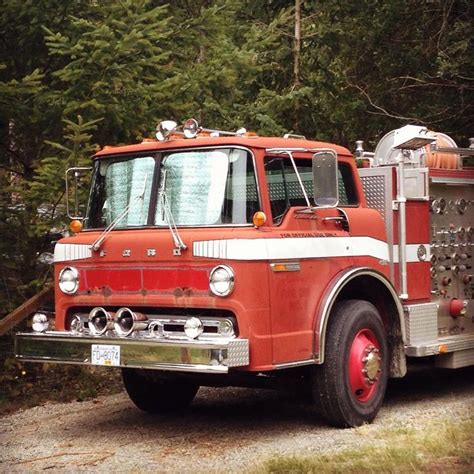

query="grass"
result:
[261,418,474,473]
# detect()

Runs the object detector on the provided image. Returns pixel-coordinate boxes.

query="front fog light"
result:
[218,319,235,337]
[184,317,204,339]
[58,266,79,294]
[209,265,234,297]
[32,313,49,333]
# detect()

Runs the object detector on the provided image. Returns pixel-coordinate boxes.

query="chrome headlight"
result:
[32,313,49,333]
[209,265,235,297]
[58,266,79,294]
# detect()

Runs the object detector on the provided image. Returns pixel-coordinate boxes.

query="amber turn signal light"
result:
[252,211,266,227]
[438,344,449,354]
[69,219,83,233]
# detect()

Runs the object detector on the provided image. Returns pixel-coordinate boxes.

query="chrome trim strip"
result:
[273,359,316,369]
[15,333,249,374]
[54,244,92,262]
[396,154,408,299]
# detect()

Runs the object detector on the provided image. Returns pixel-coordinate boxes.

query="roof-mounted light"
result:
[183,119,247,138]
[156,120,178,141]
[156,119,253,141]
[183,118,200,138]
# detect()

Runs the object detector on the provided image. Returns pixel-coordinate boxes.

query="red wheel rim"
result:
[348,328,382,403]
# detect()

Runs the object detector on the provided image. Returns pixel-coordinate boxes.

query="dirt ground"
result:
[1,364,473,472]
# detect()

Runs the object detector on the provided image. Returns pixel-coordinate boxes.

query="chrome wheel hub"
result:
[362,345,381,385]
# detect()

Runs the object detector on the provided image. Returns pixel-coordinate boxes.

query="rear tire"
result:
[312,299,388,427]
[122,368,199,413]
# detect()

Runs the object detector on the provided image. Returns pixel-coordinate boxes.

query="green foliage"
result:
[261,417,474,473]
[28,115,101,236]
[0,1,175,312]
[0,0,473,317]
[43,0,176,143]
[299,0,474,146]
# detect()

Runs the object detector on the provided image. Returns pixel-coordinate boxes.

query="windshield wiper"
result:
[91,175,148,251]
[158,170,187,256]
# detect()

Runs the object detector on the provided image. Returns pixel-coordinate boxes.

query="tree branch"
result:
[0,163,25,177]
[350,83,419,121]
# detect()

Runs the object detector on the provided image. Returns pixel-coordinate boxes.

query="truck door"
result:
[264,156,357,365]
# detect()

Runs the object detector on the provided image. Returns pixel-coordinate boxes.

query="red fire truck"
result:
[15,120,474,427]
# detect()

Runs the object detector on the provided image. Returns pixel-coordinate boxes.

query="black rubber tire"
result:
[311,299,389,428]
[122,368,199,413]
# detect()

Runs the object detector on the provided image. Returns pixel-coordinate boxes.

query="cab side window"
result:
[264,157,358,224]
[338,162,358,206]
[264,158,289,224]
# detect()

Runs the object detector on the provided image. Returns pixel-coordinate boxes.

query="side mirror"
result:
[312,150,339,208]
[66,167,92,220]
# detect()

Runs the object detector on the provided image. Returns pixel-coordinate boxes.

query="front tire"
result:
[312,300,388,427]
[122,368,199,414]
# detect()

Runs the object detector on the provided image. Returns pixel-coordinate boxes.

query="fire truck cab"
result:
[15,120,474,427]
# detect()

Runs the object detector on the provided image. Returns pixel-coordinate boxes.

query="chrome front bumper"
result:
[15,332,250,374]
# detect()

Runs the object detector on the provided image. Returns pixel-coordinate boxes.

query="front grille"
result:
[66,307,238,340]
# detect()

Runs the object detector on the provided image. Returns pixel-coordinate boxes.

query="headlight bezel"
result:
[58,266,79,295]
[209,264,235,297]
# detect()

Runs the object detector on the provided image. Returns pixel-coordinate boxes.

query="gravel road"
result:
[1,364,473,472]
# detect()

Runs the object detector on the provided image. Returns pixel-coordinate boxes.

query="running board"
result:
[405,333,474,361]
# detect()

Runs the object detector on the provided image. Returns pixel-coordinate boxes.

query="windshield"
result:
[85,148,259,229]
[85,156,155,229]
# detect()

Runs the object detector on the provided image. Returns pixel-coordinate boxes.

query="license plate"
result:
[91,344,120,366]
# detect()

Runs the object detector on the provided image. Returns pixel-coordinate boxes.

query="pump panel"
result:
[429,173,474,336]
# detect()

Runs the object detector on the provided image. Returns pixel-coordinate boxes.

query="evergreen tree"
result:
[0,0,472,317]
[0,1,179,312]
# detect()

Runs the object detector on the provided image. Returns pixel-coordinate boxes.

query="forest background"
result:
[0,0,473,317]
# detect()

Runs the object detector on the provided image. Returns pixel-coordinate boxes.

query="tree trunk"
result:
[293,0,301,89]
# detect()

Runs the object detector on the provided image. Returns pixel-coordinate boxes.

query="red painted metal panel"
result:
[143,268,209,291]
[85,268,142,292]
[81,267,210,293]
[405,262,431,302]
[406,201,430,244]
